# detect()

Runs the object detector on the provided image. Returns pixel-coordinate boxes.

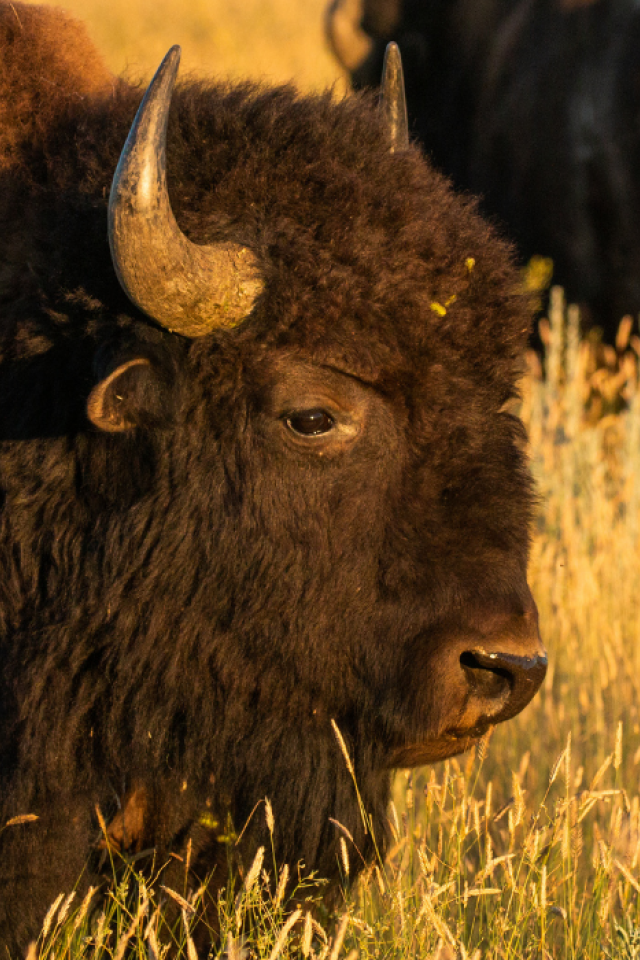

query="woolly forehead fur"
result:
[163,81,530,384]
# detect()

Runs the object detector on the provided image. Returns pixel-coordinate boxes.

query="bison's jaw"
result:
[386,731,487,768]
[384,705,498,768]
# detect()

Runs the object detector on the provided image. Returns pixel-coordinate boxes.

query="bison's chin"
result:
[385,727,491,768]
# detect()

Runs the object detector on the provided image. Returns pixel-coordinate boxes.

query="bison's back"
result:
[0,2,113,171]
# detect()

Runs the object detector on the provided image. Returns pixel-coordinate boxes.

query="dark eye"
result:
[286,409,335,436]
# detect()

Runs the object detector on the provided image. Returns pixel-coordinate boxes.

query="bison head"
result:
[88,44,545,777]
[0,11,544,942]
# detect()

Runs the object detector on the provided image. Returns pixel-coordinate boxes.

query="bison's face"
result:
[232,345,546,768]
[88,333,545,768]
[84,43,545,776]
[254,352,546,768]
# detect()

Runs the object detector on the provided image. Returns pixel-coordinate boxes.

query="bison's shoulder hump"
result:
[0,1,112,168]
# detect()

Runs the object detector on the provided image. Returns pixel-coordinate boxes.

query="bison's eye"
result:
[286,409,335,436]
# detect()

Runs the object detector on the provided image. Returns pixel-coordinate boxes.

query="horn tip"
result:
[162,45,182,72]
[381,42,403,86]
[380,41,409,154]
[168,44,182,58]
[384,41,401,62]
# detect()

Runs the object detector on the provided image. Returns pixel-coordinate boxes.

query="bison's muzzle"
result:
[390,594,546,766]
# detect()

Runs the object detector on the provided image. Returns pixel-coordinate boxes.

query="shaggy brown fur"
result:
[0,3,112,171]
[0,3,540,949]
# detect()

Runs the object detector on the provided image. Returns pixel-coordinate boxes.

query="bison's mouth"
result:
[385,726,492,768]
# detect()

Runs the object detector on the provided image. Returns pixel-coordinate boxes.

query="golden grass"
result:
[20,0,346,90]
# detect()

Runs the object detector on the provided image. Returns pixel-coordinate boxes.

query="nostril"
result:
[459,644,548,725]
[460,650,512,701]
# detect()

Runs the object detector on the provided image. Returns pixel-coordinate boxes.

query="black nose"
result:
[460,643,548,725]
[452,593,547,732]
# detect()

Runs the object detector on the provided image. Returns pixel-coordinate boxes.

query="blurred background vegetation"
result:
[21,0,346,90]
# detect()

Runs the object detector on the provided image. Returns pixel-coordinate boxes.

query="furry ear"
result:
[87,358,166,433]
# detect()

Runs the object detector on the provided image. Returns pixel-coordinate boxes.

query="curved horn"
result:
[109,47,263,337]
[379,42,409,154]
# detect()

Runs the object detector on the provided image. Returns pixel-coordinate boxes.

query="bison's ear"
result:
[87,358,169,433]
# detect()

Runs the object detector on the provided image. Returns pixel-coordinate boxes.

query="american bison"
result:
[327,0,639,339]
[0,3,545,948]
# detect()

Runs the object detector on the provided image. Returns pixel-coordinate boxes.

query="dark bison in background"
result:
[0,3,546,948]
[327,0,640,339]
